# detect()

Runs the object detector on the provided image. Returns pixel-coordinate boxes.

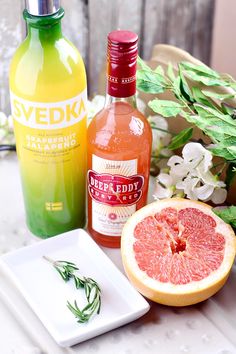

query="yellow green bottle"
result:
[9,0,87,238]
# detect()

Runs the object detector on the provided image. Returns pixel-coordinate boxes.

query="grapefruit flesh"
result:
[121,198,236,306]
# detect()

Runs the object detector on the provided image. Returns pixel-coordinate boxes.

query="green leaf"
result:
[213,206,236,228]
[202,90,235,100]
[167,62,176,81]
[221,103,235,115]
[209,146,236,160]
[194,104,236,128]
[137,56,152,71]
[180,62,221,79]
[137,70,166,94]
[221,136,236,147]
[180,66,228,86]
[179,65,195,103]
[148,99,184,117]
[227,146,236,159]
[225,163,236,189]
[141,59,236,163]
[186,113,226,138]
[192,87,216,109]
[172,76,181,98]
[154,65,164,75]
[168,127,193,150]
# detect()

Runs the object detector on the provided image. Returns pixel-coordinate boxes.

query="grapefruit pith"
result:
[121,198,236,306]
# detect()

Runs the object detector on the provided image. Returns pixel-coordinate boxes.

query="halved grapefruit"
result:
[121,198,236,306]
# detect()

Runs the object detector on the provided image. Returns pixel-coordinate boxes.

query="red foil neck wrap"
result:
[107,30,138,98]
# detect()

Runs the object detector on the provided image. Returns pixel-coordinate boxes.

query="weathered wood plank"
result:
[115,0,143,38]
[142,0,167,60]
[115,0,143,55]
[61,0,88,63]
[165,0,195,53]
[0,0,216,104]
[0,0,23,113]
[88,0,114,96]
[88,0,144,96]
[192,0,215,64]
[142,0,215,64]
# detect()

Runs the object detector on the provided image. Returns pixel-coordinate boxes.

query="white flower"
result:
[154,142,227,205]
[153,173,175,199]
[168,155,190,178]
[182,142,212,172]
[211,188,228,204]
[176,176,200,200]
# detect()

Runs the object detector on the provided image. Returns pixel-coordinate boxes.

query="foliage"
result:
[213,206,236,228]
[137,57,236,163]
[43,256,101,323]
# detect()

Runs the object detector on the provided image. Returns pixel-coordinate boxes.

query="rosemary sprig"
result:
[43,256,101,323]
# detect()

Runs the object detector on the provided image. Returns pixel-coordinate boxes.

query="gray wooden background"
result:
[0,0,215,113]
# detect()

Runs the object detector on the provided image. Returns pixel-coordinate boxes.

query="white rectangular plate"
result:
[0,229,150,347]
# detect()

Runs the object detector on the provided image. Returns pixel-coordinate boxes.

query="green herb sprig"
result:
[137,57,236,164]
[137,57,236,227]
[43,256,101,323]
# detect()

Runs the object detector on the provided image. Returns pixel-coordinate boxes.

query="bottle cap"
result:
[107,30,138,98]
[25,0,60,16]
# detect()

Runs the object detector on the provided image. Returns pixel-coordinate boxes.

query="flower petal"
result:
[182,142,212,171]
[153,183,173,199]
[167,155,183,167]
[182,142,205,161]
[170,163,190,178]
[176,176,200,200]
[157,173,173,187]
[211,188,227,204]
[148,115,169,131]
[196,169,226,188]
[193,184,215,201]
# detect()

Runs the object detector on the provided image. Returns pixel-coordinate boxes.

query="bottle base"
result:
[27,219,86,239]
[87,227,121,248]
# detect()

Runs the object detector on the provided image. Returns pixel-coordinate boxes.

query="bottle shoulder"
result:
[88,102,151,131]
[9,36,87,100]
[88,102,152,153]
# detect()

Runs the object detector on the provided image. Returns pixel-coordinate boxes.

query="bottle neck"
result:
[104,94,137,110]
[107,58,137,98]
[24,8,64,44]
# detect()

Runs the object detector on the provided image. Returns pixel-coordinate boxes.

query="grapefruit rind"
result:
[121,198,236,306]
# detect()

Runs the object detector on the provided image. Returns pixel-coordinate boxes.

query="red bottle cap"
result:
[107,30,138,98]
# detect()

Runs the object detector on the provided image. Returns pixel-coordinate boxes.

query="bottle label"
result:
[10,90,87,158]
[89,155,144,236]
[10,90,87,218]
[10,90,87,129]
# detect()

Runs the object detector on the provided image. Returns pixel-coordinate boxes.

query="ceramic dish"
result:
[0,229,150,347]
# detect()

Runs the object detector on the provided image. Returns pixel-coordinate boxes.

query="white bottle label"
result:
[88,155,144,236]
[10,89,87,130]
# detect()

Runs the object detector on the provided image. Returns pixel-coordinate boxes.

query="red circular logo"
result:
[108,213,117,220]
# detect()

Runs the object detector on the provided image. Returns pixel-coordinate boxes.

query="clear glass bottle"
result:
[9,0,87,237]
[87,30,152,248]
